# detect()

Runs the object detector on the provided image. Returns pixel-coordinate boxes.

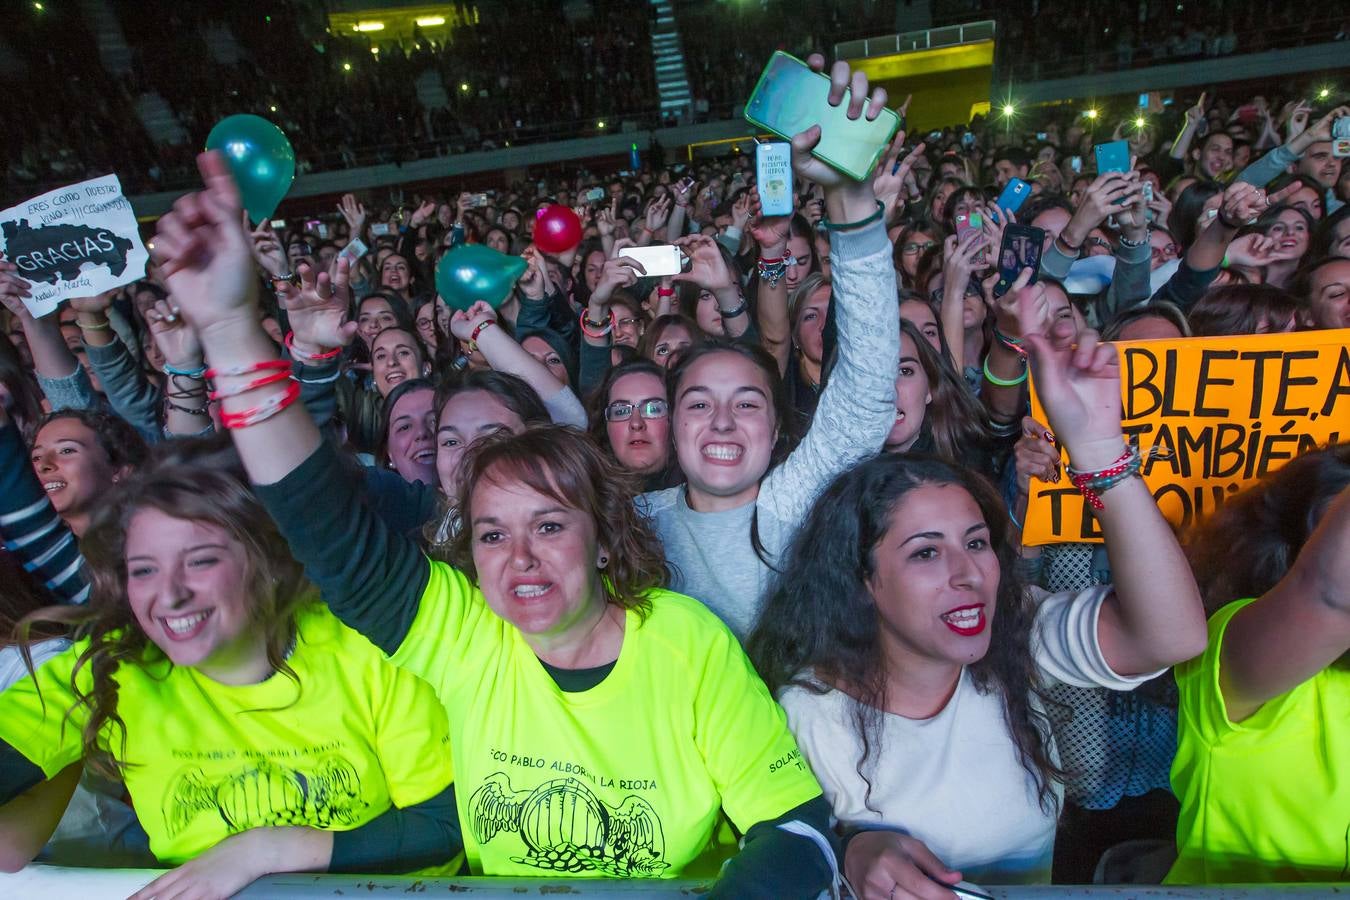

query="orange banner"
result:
[1024,329,1350,545]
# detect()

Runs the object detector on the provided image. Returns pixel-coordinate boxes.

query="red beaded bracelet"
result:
[284,331,342,362]
[579,309,614,338]
[208,369,294,402]
[470,319,497,345]
[1068,446,1135,511]
[205,359,291,380]
[219,380,301,430]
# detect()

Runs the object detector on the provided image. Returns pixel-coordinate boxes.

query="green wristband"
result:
[983,356,1028,387]
[821,200,885,232]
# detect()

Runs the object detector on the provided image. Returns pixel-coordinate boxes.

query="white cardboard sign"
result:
[0,174,148,318]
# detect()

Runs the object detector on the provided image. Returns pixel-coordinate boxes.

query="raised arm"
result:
[585,255,645,349]
[0,262,93,410]
[153,152,428,655]
[1168,92,1208,168]
[745,192,792,373]
[760,54,900,526]
[1151,182,1297,313]
[143,297,213,437]
[1021,300,1207,677]
[449,300,586,427]
[672,234,750,339]
[66,292,162,440]
[1218,487,1350,723]
[937,230,985,371]
[1237,105,1350,187]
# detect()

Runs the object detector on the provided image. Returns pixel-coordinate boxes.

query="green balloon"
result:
[205,114,295,223]
[436,244,528,312]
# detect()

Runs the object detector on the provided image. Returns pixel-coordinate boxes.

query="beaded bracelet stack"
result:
[1067,444,1142,511]
[757,254,794,289]
[203,359,300,429]
[993,327,1027,358]
[284,331,342,363]
[579,310,615,339]
[164,364,210,417]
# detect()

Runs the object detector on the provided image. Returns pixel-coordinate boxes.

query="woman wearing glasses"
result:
[588,359,680,492]
[892,224,939,290]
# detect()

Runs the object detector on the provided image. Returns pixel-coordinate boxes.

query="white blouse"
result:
[780,585,1161,885]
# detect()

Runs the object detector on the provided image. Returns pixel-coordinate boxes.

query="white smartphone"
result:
[755,142,794,217]
[618,245,685,277]
[338,238,368,265]
[370,223,392,237]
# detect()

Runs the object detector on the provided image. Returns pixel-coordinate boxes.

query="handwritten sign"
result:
[0,175,147,318]
[1024,330,1350,545]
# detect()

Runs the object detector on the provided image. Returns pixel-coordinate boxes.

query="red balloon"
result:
[534,204,582,254]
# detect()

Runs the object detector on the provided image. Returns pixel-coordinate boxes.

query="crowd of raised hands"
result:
[0,50,1348,900]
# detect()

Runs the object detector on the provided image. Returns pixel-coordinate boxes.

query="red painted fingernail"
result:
[1043,431,1055,443]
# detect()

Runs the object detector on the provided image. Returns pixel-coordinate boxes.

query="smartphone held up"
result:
[994,224,1046,298]
[744,51,900,181]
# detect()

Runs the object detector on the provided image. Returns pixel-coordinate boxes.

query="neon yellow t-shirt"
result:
[0,603,455,867]
[1169,597,1350,883]
[392,561,822,878]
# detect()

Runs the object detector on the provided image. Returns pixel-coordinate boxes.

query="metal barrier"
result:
[0,866,1344,899]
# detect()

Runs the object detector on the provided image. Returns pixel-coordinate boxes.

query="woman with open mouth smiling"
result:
[641,53,901,639]
[145,150,842,898]
[748,303,1208,896]
[0,461,463,896]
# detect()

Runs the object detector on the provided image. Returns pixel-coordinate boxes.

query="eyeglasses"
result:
[1085,236,1113,252]
[901,241,937,255]
[605,399,668,422]
[1151,243,1180,261]
[615,316,643,329]
[929,284,984,304]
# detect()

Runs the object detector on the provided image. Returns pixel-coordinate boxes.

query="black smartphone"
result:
[994,224,1045,297]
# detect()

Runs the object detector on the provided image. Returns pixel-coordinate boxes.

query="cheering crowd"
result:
[0,49,1348,900]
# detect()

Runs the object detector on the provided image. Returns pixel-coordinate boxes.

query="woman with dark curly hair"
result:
[747,315,1207,895]
[1169,444,1350,884]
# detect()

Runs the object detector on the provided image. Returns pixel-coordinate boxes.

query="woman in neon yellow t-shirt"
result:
[0,462,461,898]
[1170,445,1350,883]
[150,141,845,896]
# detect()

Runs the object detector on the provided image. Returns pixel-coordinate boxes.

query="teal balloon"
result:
[205,114,295,222]
[436,244,528,312]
